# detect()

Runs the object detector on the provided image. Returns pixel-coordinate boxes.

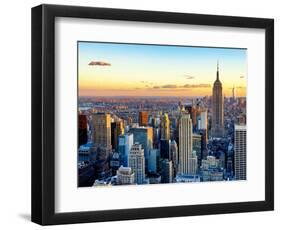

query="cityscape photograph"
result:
[77,41,247,187]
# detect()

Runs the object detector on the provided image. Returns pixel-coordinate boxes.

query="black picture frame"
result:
[31,4,274,225]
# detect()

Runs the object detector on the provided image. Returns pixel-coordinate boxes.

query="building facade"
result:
[234,125,247,180]
[161,113,170,140]
[139,111,149,127]
[92,113,111,148]
[178,113,193,174]
[129,143,145,184]
[118,133,134,167]
[116,166,135,185]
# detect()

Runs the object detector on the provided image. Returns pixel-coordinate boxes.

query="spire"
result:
[216,60,219,81]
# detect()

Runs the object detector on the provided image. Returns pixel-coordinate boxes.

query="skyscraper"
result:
[92,113,111,149]
[211,61,225,137]
[178,113,193,174]
[130,127,153,170]
[129,143,145,184]
[148,149,160,173]
[232,85,236,102]
[234,125,247,180]
[161,159,173,183]
[170,140,178,175]
[198,110,208,130]
[139,111,149,126]
[160,139,170,159]
[111,119,124,150]
[161,113,170,140]
[118,133,134,167]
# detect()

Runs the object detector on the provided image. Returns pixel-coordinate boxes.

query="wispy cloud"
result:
[88,60,111,66]
[151,84,210,89]
[184,74,196,80]
[162,84,178,89]
[183,84,210,88]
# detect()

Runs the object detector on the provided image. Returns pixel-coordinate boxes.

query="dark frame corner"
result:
[31,4,274,225]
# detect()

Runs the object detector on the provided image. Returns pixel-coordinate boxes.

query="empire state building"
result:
[211,61,225,137]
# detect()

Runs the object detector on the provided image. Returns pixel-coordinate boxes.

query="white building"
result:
[116,166,135,185]
[129,143,145,184]
[178,113,193,174]
[234,125,247,180]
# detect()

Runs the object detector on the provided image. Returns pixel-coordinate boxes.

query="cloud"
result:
[185,75,195,79]
[183,84,211,88]
[162,84,178,89]
[151,84,210,89]
[88,61,111,66]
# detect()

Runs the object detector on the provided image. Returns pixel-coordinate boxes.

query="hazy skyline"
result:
[78,42,247,97]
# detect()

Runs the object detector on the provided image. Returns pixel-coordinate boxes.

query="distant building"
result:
[161,113,170,140]
[92,113,111,149]
[118,133,134,167]
[175,174,200,183]
[116,166,135,185]
[139,111,149,126]
[129,143,145,184]
[178,113,193,174]
[234,125,247,180]
[78,114,88,147]
[211,62,225,137]
[232,85,236,102]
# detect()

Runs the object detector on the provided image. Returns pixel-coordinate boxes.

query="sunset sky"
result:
[78,42,247,97]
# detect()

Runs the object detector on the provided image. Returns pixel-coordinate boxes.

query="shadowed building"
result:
[111,119,124,150]
[78,114,88,147]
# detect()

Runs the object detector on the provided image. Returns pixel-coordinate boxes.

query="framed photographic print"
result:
[31,4,274,225]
